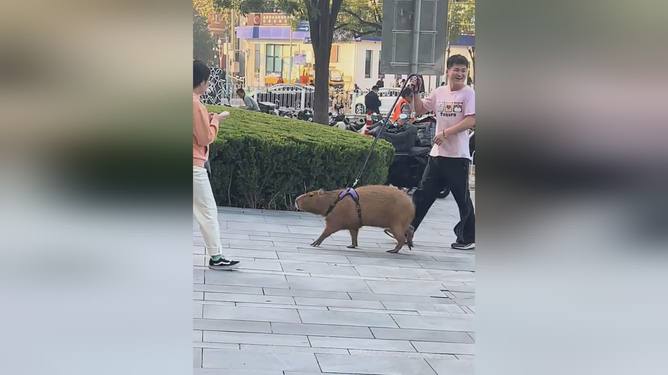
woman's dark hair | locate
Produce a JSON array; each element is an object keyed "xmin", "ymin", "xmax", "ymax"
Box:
[
  {"xmin": 446, "ymin": 54, "xmax": 470, "ymax": 69},
  {"xmin": 193, "ymin": 60, "xmax": 211, "ymax": 88},
  {"xmin": 400, "ymin": 87, "xmax": 413, "ymax": 98}
]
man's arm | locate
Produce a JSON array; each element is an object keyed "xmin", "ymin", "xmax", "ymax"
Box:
[
  {"xmin": 433, "ymin": 115, "xmax": 475, "ymax": 145},
  {"xmin": 444, "ymin": 115, "xmax": 475, "ymax": 136}
]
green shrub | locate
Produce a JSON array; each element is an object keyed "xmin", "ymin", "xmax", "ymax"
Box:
[{"xmin": 206, "ymin": 106, "xmax": 394, "ymax": 210}]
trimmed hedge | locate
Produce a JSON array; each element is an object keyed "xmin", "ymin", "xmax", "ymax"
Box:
[{"xmin": 206, "ymin": 106, "xmax": 394, "ymax": 210}]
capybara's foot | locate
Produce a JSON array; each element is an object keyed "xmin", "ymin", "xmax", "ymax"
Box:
[
  {"xmin": 386, "ymin": 248, "xmax": 400, "ymax": 254},
  {"xmin": 310, "ymin": 241, "xmax": 320, "ymax": 247},
  {"xmin": 405, "ymin": 226, "xmax": 415, "ymax": 248},
  {"xmin": 347, "ymin": 245, "xmax": 357, "ymax": 249}
]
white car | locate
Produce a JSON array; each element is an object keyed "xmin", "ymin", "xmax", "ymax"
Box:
[{"xmin": 353, "ymin": 87, "xmax": 402, "ymax": 115}]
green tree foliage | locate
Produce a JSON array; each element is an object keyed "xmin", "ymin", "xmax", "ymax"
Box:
[{"xmin": 193, "ymin": 8, "xmax": 215, "ymax": 64}]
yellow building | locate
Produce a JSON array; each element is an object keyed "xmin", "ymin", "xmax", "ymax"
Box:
[{"xmin": 235, "ymin": 13, "xmax": 475, "ymax": 91}]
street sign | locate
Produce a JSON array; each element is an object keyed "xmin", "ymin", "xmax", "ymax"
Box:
[
  {"xmin": 296, "ymin": 20, "xmax": 310, "ymax": 32},
  {"xmin": 380, "ymin": 0, "xmax": 448, "ymax": 75}
]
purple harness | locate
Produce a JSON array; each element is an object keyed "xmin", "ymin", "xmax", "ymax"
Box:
[{"xmin": 325, "ymin": 188, "xmax": 363, "ymax": 226}]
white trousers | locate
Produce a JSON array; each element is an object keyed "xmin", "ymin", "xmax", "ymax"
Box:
[{"xmin": 193, "ymin": 166, "xmax": 222, "ymax": 257}]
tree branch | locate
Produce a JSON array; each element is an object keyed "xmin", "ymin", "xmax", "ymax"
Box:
[
  {"xmin": 329, "ymin": 0, "xmax": 344, "ymax": 35},
  {"xmin": 339, "ymin": 8, "xmax": 382, "ymax": 30}
]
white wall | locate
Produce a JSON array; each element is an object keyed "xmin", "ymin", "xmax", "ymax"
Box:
[{"xmin": 353, "ymin": 41, "xmax": 382, "ymax": 90}]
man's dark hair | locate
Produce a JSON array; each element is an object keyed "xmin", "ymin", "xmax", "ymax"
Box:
[
  {"xmin": 400, "ymin": 87, "xmax": 412, "ymax": 98},
  {"xmin": 193, "ymin": 60, "xmax": 210, "ymax": 88},
  {"xmin": 371, "ymin": 85, "xmax": 379, "ymax": 91},
  {"xmin": 236, "ymin": 88, "xmax": 245, "ymax": 95},
  {"xmin": 446, "ymin": 54, "xmax": 470, "ymax": 69}
]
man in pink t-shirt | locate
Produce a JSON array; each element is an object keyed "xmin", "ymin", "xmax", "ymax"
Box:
[{"xmin": 406, "ymin": 55, "xmax": 476, "ymax": 250}]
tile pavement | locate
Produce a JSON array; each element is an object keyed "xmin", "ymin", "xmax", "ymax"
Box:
[{"xmin": 194, "ymin": 195, "xmax": 475, "ymax": 374}]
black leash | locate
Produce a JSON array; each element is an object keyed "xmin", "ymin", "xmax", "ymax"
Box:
[{"xmin": 349, "ymin": 74, "xmax": 423, "ymax": 188}]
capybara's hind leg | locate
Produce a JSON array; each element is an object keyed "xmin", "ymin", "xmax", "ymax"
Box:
[
  {"xmin": 347, "ymin": 228, "xmax": 359, "ymax": 249},
  {"xmin": 386, "ymin": 225, "xmax": 406, "ymax": 253},
  {"xmin": 405, "ymin": 224, "xmax": 414, "ymax": 249},
  {"xmin": 311, "ymin": 225, "xmax": 337, "ymax": 247}
]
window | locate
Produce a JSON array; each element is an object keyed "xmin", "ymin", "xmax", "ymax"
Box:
[
  {"xmin": 255, "ymin": 44, "xmax": 260, "ymax": 73},
  {"xmin": 330, "ymin": 45, "xmax": 339, "ymax": 63},
  {"xmin": 364, "ymin": 50, "xmax": 372, "ymax": 78},
  {"xmin": 266, "ymin": 44, "xmax": 283, "ymax": 74}
]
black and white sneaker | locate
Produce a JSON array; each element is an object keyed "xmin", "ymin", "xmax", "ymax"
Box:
[
  {"xmin": 451, "ymin": 242, "xmax": 475, "ymax": 250},
  {"xmin": 209, "ymin": 257, "xmax": 240, "ymax": 270}
]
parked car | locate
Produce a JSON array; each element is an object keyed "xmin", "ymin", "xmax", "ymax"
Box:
[{"xmin": 353, "ymin": 87, "xmax": 402, "ymax": 115}]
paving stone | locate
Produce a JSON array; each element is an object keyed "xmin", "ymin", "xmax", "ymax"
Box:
[
  {"xmin": 287, "ymin": 275, "xmax": 371, "ymax": 293},
  {"xmin": 203, "ymin": 349, "xmax": 320, "ymax": 372},
  {"xmin": 298, "ymin": 310, "xmax": 397, "ymax": 328},
  {"xmin": 239, "ymin": 344, "xmax": 348, "ymax": 355},
  {"xmin": 271, "ymin": 322, "xmax": 373, "ymax": 338},
  {"xmin": 193, "ymin": 347, "xmax": 202, "ymax": 368},
  {"xmin": 425, "ymin": 358, "xmax": 474, "ymax": 375},
  {"xmin": 370, "ymin": 327, "xmax": 473, "ymax": 343},
  {"xmin": 281, "ymin": 262, "xmax": 359, "ymax": 276},
  {"xmin": 308, "ymin": 336, "xmax": 416, "ymax": 352},
  {"xmin": 348, "ymin": 292, "xmax": 451, "ymax": 303},
  {"xmin": 204, "ymin": 331, "xmax": 310, "ymax": 347},
  {"xmin": 204, "ymin": 271, "xmax": 288, "ymax": 289},
  {"xmin": 193, "ymin": 283, "xmax": 264, "ymax": 294},
  {"xmin": 381, "ymin": 301, "xmax": 467, "ymax": 314},
  {"xmin": 354, "ymin": 265, "xmax": 435, "ymax": 280},
  {"xmin": 316, "ymin": 353, "xmax": 436, "ymax": 375},
  {"xmin": 203, "ymin": 305, "xmax": 301, "ymax": 323},
  {"xmin": 193, "ymin": 301, "xmax": 203, "ymax": 318},
  {"xmin": 365, "ymin": 280, "xmax": 447, "ymax": 296},
  {"xmin": 346, "ymin": 350, "xmax": 457, "ymax": 361},
  {"xmin": 195, "ymin": 368, "xmax": 281, "ymax": 375},
  {"xmin": 194, "ymin": 269, "xmax": 204, "ymax": 284},
  {"xmin": 194, "ymin": 318, "xmax": 271, "ymax": 333},
  {"xmin": 277, "ymin": 252, "xmax": 351, "ymax": 263},
  {"xmin": 412, "ymin": 342, "xmax": 475, "ymax": 355},
  {"xmin": 204, "ymin": 292, "xmax": 294, "ymax": 305},
  {"xmin": 391, "ymin": 314, "xmax": 474, "ymax": 332},
  {"xmin": 294, "ymin": 297, "xmax": 384, "ymax": 309},
  {"xmin": 264, "ymin": 288, "xmax": 351, "ymax": 300}
]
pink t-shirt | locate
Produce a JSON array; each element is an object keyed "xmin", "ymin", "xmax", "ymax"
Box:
[{"xmin": 422, "ymin": 85, "xmax": 475, "ymax": 159}]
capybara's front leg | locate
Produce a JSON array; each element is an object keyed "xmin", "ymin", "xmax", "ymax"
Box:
[
  {"xmin": 386, "ymin": 224, "xmax": 407, "ymax": 253},
  {"xmin": 347, "ymin": 228, "xmax": 359, "ymax": 249},
  {"xmin": 311, "ymin": 224, "xmax": 337, "ymax": 247}
]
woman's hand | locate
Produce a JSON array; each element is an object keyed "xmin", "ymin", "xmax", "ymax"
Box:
[{"xmin": 217, "ymin": 111, "xmax": 230, "ymax": 121}]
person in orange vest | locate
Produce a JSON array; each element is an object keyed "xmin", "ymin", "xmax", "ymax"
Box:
[{"xmin": 390, "ymin": 88, "xmax": 414, "ymax": 123}]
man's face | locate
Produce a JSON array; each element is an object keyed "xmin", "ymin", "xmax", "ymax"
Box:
[{"xmin": 447, "ymin": 64, "xmax": 468, "ymax": 87}]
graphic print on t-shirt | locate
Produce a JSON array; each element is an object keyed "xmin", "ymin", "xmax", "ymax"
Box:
[{"xmin": 438, "ymin": 101, "xmax": 464, "ymax": 118}]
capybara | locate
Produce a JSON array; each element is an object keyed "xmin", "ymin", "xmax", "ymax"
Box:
[{"xmin": 295, "ymin": 185, "xmax": 415, "ymax": 253}]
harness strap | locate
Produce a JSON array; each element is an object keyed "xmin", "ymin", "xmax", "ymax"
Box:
[{"xmin": 324, "ymin": 188, "xmax": 363, "ymax": 227}]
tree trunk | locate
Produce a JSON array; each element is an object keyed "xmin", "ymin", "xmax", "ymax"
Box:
[{"xmin": 305, "ymin": 0, "xmax": 343, "ymax": 125}]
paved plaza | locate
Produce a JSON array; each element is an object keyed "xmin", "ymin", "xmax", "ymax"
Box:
[{"xmin": 193, "ymin": 194, "xmax": 475, "ymax": 375}]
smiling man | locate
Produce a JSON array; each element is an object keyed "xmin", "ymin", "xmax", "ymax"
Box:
[{"xmin": 405, "ymin": 54, "xmax": 476, "ymax": 250}]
